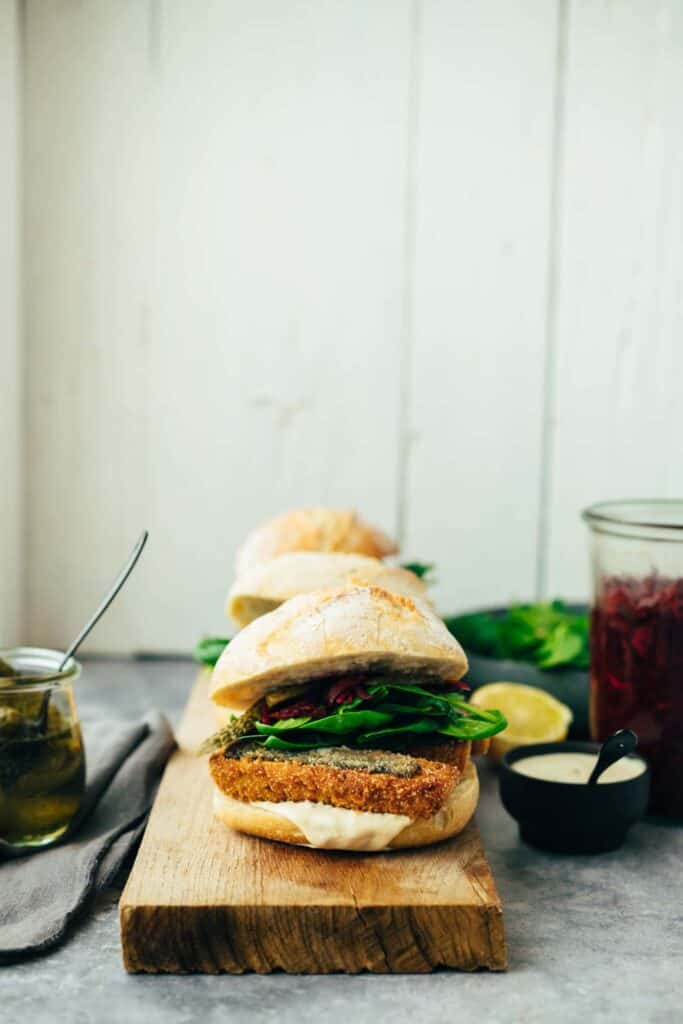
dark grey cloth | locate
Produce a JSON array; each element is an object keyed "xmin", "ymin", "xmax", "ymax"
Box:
[{"xmin": 0, "ymin": 711, "xmax": 175, "ymax": 963}]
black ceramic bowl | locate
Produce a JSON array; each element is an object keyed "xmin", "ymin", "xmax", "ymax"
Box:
[
  {"xmin": 500, "ymin": 741, "xmax": 650, "ymax": 854},
  {"xmin": 450, "ymin": 605, "xmax": 590, "ymax": 737}
]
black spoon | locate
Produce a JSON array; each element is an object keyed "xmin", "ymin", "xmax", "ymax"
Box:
[{"xmin": 588, "ymin": 729, "xmax": 639, "ymax": 785}]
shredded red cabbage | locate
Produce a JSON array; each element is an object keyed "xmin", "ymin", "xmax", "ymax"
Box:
[
  {"xmin": 259, "ymin": 701, "xmax": 327, "ymax": 724},
  {"xmin": 445, "ymin": 679, "xmax": 471, "ymax": 694},
  {"xmin": 326, "ymin": 678, "xmax": 370, "ymax": 705},
  {"xmin": 591, "ymin": 574, "xmax": 683, "ymax": 815}
]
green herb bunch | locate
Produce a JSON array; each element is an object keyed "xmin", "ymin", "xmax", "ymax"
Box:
[{"xmin": 444, "ymin": 600, "xmax": 589, "ymax": 671}]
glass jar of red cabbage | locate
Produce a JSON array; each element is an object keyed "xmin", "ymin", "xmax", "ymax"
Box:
[{"xmin": 583, "ymin": 501, "xmax": 683, "ymax": 817}]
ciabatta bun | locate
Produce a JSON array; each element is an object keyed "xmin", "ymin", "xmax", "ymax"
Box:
[
  {"xmin": 210, "ymin": 585, "xmax": 468, "ymax": 710},
  {"xmin": 235, "ymin": 506, "xmax": 397, "ymax": 576},
  {"xmin": 227, "ymin": 552, "xmax": 429, "ymax": 627}
]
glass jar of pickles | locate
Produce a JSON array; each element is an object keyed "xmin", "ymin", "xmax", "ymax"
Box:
[{"xmin": 0, "ymin": 647, "xmax": 86, "ymax": 850}]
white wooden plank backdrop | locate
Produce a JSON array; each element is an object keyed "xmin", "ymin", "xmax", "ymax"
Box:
[
  {"xmin": 4, "ymin": 0, "xmax": 683, "ymax": 652},
  {"xmin": 402, "ymin": 0, "xmax": 558, "ymax": 614},
  {"xmin": 545, "ymin": 0, "xmax": 683, "ymax": 597},
  {"xmin": 23, "ymin": 0, "xmax": 158, "ymax": 651},
  {"xmin": 0, "ymin": 0, "xmax": 22, "ymax": 645}
]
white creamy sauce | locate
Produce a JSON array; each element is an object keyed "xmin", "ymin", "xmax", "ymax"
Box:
[
  {"xmin": 512, "ymin": 752, "xmax": 646, "ymax": 785},
  {"xmin": 252, "ymin": 800, "xmax": 412, "ymax": 851}
]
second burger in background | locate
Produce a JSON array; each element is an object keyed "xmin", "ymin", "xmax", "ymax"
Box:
[
  {"xmin": 234, "ymin": 506, "xmax": 398, "ymax": 576},
  {"xmin": 227, "ymin": 551, "xmax": 430, "ymax": 628}
]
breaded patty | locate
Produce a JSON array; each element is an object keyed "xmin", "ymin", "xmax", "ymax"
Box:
[
  {"xmin": 403, "ymin": 738, "xmax": 471, "ymax": 770},
  {"xmin": 209, "ymin": 749, "xmax": 460, "ymax": 819},
  {"xmin": 401, "ymin": 737, "xmax": 489, "ymax": 766}
]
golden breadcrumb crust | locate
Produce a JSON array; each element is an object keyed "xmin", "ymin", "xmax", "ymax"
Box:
[
  {"xmin": 212, "ymin": 762, "xmax": 479, "ymax": 851},
  {"xmin": 472, "ymin": 737, "xmax": 491, "ymax": 757},
  {"xmin": 209, "ymin": 750, "xmax": 460, "ymax": 820},
  {"xmin": 403, "ymin": 737, "xmax": 489, "ymax": 764},
  {"xmin": 403, "ymin": 738, "xmax": 471, "ymax": 770}
]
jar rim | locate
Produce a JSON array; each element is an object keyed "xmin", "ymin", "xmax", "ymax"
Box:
[
  {"xmin": 0, "ymin": 646, "xmax": 81, "ymax": 692},
  {"xmin": 582, "ymin": 499, "xmax": 683, "ymax": 541}
]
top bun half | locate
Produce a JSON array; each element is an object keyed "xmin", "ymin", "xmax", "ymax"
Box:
[
  {"xmin": 235, "ymin": 506, "xmax": 398, "ymax": 576},
  {"xmin": 210, "ymin": 584, "xmax": 467, "ymax": 709},
  {"xmin": 227, "ymin": 551, "xmax": 429, "ymax": 627}
]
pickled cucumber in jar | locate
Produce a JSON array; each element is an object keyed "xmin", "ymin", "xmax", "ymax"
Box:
[{"xmin": 0, "ymin": 688, "xmax": 85, "ymax": 848}]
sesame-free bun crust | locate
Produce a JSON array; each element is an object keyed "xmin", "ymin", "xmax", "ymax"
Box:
[
  {"xmin": 210, "ymin": 585, "xmax": 468, "ymax": 709},
  {"xmin": 227, "ymin": 552, "xmax": 429, "ymax": 627},
  {"xmin": 235, "ymin": 507, "xmax": 397, "ymax": 577},
  {"xmin": 212, "ymin": 761, "xmax": 479, "ymax": 851}
]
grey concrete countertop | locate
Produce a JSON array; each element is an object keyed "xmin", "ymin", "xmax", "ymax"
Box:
[{"xmin": 3, "ymin": 658, "xmax": 682, "ymax": 1024}]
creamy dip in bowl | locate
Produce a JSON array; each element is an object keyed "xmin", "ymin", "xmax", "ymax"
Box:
[
  {"xmin": 512, "ymin": 751, "xmax": 646, "ymax": 785},
  {"xmin": 500, "ymin": 741, "xmax": 650, "ymax": 854}
]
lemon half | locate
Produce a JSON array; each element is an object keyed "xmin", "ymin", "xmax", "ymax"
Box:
[{"xmin": 470, "ymin": 682, "xmax": 573, "ymax": 763}]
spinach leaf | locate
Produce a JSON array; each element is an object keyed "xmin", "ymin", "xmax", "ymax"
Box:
[
  {"xmin": 260, "ymin": 734, "xmax": 342, "ymax": 751},
  {"xmin": 368, "ymin": 681, "xmax": 452, "ymax": 714},
  {"xmin": 357, "ymin": 718, "xmax": 438, "ymax": 743},
  {"xmin": 438, "ymin": 710, "xmax": 507, "ymax": 740},
  {"xmin": 193, "ymin": 636, "xmax": 230, "ymax": 667},
  {"xmin": 255, "ymin": 710, "xmax": 393, "ymax": 736},
  {"xmin": 400, "ymin": 562, "xmax": 436, "ymax": 583},
  {"xmin": 376, "ymin": 702, "xmax": 447, "ymax": 717},
  {"xmin": 254, "ymin": 717, "xmax": 313, "ymax": 733},
  {"xmin": 260, "ymin": 737, "xmax": 348, "ymax": 753}
]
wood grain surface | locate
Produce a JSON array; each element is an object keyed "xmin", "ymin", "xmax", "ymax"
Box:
[{"xmin": 120, "ymin": 672, "xmax": 506, "ymax": 974}]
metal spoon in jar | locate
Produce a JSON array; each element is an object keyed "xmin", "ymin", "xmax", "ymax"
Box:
[
  {"xmin": 58, "ymin": 530, "xmax": 149, "ymax": 672},
  {"xmin": 37, "ymin": 530, "xmax": 149, "ymax": 731},
  {"xmin": 588, "ymin": 729, "xmax": 639, "ymax": 785}
]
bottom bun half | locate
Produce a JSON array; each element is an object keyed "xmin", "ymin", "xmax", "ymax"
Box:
[{"xmin": 212, "ymin": 760, "xmax": 479, "ymax": 851}]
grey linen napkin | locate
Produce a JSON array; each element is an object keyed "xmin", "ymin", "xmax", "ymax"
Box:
[{"xmin": 0, "ymin": 710, "xmax": 175, "ymax": 963}]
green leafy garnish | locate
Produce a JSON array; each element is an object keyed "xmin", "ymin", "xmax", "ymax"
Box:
[
  {"xmin": 367, "ymin": 681, "xmax": 452, "ymax": 715},
  {"xmin": 202, "ymin": 678, "xmax": 508, "ymax": 755},
  {"xmin": 255, "ymin": 710, "xmax": 394, "ymax": 736},
  {"xmin": 400, "ymin": 561, "xmax": 436, "ymax": 583},
  {"xmin": 444, "ymin": 601, "xmax": 589, "ymax": 670},
  {"xmin": 253, "ymin": 717, "xmax": 313, "ymax": 733},
  {"xmin": 194, "ymin": 636, "xmax": 230, "ymax": 667},
  {"xmin": 260, "ymin": 734, "xmax": 342, "ymax": 751},
  {"xmin": 357, "ymin": 718, "xmax": 438, "ymax": 743},
  {"xmin": 438, "ymin": 714, "xmax": 507, "ymax": 739}
]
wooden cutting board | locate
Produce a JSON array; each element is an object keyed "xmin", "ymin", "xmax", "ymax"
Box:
[{"xmin": 120, "ymin": 672, "xmax": 507, "ymax": 974}]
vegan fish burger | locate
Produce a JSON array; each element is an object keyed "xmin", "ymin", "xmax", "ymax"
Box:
[
  {"xmin": 202, "ymin": 585, "xmax": 507, "ymax": 851},
  {"xmin": 234, "ymin": 506, "xmax": 398, "ymax": 576},
  {"xmin": 227, "ymin": 551, "xmax": 430, "ymax": 628}
]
